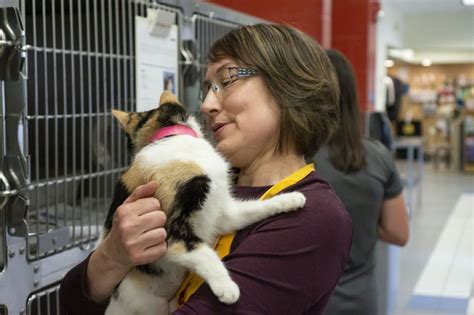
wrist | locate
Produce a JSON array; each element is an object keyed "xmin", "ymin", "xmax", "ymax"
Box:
[
  {"xmin": 86, "ymin": 245, "xmax": 130, "ymax": 302},
  {"xmin": 95, "ymin": 242, "xmax": 130, "ymax": 276}
]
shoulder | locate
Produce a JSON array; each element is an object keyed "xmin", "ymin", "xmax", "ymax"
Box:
[
  {"xmin": 363, "ymin": 138, "xmax": 389, "ymax": 156},
  {"xmin": 295, "ymin": 172, "xmax": 352, "ymax": 242},
  {"xmin": 363, "ymin": 138, "xmax": 395, "ymax": 167}
]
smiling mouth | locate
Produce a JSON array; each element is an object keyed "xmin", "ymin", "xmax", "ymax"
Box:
[{"xmin": 212, "ymin": 123, "xmax": 226, "ymax": 132}]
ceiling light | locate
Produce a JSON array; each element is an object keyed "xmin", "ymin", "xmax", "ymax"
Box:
[
  {"xmin": 384, "ymin": 59, "xmax": 394, "ymax": 67},
  {"xmin": 462, "ymin": 0, "xmax": 474, "ymax": 6},
  {"xmin": 421, "ymin": 59, "xmax": 432, "ymax": 67},
  {"xmin": 388, "ymin": 49, "xmax": 414, "ymax": 62}
]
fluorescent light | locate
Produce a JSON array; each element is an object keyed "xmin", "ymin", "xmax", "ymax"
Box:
[
  {"xmin": 462, "ymin": 0, "xmax": 474, "ymax": 6},
  {"xmin": 385, "ymin": 59, "xmax": 394, "ymax": 67},
  {"xmin": 388, "ymin": 49, "xmax": 415, "ymax": 62},
  {"xmin": 421, "ymin": 59, "xmax": 432, "ymax": 67}
]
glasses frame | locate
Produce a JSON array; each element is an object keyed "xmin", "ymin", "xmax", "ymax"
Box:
[{"xmin": 199, "ymin": 66, "xmax": 259, "ymax": 104}]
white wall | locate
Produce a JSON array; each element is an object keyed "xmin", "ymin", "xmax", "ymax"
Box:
[
  {"xmin": 403, "ymin": 11, "xmax": 474, "ymax": 50},
  {"xmin": 390, "ymin": 49, "xmax": 474, "ymax": 64}
]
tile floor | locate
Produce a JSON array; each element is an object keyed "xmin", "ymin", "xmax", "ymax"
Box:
[{"xmin": 392, "ymin": 161, "xmax": 473, "ymax": 315}]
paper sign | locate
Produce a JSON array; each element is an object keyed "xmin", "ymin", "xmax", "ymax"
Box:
[{"xmin": 135, "ymin": 12, "xmax": 178, "ymax": 112}]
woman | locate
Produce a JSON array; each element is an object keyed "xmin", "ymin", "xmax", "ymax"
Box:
[
  {"xmin": 314, "ymin": 49, "xmax": 409, "ymax": 315},
  {"xmin": 59, "ymin": 24, "xmax": 352, "ymax": 314}
]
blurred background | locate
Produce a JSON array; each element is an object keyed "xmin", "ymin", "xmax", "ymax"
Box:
[{"xmin": 0, "ymin": 0, "xmax": 472, "ymax": 314}]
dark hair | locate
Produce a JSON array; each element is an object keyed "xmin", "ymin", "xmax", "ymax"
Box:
[
  {"xmin": 208, "ymin": 24, "xmax": 339, "ymax": 158},
  {"xmin": 325, "ymin": 49, "xmax": 366, "ymax": 173}
]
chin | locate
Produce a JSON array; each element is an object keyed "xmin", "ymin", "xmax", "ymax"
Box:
[
  {"xmin": 216, "ymin": 141, "xmax": 245, "ymax": 167},
  {"xmin": 225, "ymin": 153, "xmax": 248, "ymax": 170},
  {"xmin": 216, "ymin": 141, "xmax": 229, "ymax": 155},
  {"xmin": 217, "ymin": 146, "xmax": 236, "ymax": 164}
]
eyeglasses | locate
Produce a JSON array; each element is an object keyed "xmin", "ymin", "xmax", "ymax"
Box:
[{"xmin": 199, "ymin": 66, "xmax": 259, "ymax": 104}]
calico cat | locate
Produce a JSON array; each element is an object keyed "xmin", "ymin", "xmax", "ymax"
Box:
[{"xmin": 101, "ymin": 91, "xmax": 306, "ymax": 315}]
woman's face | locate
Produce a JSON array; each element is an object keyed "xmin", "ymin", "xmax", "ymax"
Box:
[{"xmin": 200, "ymin": 58, "xmax": 281, "ymax": 168}]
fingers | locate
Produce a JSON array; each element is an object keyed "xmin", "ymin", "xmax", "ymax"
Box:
[
  {"xmin": 116, "ymin": 196, "xmax": 161, "ymax": 219},
  {"xmin": 141, "ymin": 227, "xmax": 168, "ymax": 249},
  {"xmin": 138, "ymin": 210, "xmax": 167, "ymax": 232},
  {"xmin": 124, "ymin": 229, "xmax": 167, "ymax": 266},
  {"xmin": 124, "ymin": 181, "xmax": 158, "ymax": 204},
  {"xmin": 140, "ymin": 242, "xmax": 168, "ymax": 265},
  {"xmin": 106, "ymin": 181, "xmax": 169, "ymax": 267},
  {"xmin": 110, "ymin": 199, "xmax": 167, "ymax": 265}
]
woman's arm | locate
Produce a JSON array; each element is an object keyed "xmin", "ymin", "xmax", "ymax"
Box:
[
  {"xmin": 59, "ymin": 181, "xmax": 168, "ymax": 314},
  {"xmin": 377, "ymin": 193, "xmax": 409, "ymax": 246}
]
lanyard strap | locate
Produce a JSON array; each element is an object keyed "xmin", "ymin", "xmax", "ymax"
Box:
[{"xmin": 176, "ymin": 164, "xmax": 315, "ymax": 305}]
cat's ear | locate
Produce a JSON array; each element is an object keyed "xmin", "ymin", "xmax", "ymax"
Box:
[
  {"xmin": 112, "ymin": 109, "xmax": 132, "ymax": 132},
  {"xmin": 160, "ymin": 90, "xmax": 180, "ymax": 106}
]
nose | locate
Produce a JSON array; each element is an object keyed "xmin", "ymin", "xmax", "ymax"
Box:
[{"xmin": 200, "ymin": 89, "xmax": 222, "ymax": 117}]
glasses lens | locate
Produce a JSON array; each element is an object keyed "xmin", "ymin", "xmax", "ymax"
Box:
[
  {"xmin": 199, "ymin": 82, "xmax": 211, "ymax": 103},
  {"xmin": 199, "ymin": 67, "xmax": 257, "ymax": 103},
  {"xmin": 221, "ymin": 67, "xmax": 238, "ymax": 87}
]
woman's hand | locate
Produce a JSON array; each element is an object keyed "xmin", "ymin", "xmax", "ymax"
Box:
[
  {"xmin": 101, "ymin": 181, "xmax": 168, "ymax": 270},
  {"xmin": 87, "ymin": 181, "xmax": 168, "ymax": 302}
]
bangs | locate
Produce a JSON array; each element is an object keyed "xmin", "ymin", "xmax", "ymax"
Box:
[{"xmin": 207, "ymin": 27, "xmax": 253, "ymax": 67}]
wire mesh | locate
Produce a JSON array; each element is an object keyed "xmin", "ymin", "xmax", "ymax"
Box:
[
  {"xmin": 21, "ymin": 0, "xmax": 181, "ymax": 260},
  {"xmin": 193, "ymin": 14, "xmax": 240, "ymax": 71},
  {"xmin": 188, "ymin": 14, "xmax": 239, "ymax": 118}
]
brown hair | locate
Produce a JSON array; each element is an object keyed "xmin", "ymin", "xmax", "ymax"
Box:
[
  {"xmin": 208, "ymin": 24, "xmax": 339, "ymax": 157},
  {"xmin": 325, "ymin": 49, "xmax": 366, "ymax": 173}
]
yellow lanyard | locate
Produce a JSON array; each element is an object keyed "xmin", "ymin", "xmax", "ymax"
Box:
[{"xmin": 176, "ymin": 164, "xmax": 315, "ymax": 306}]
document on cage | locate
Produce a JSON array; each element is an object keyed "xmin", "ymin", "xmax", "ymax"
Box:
[{"xmin": 135, "ymin": 13, "xmax": 178, "ymax": 112}]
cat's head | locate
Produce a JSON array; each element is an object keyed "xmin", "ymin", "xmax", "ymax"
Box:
[{"xmin": 112, "ymin": 91, "xmax": 203, "ymax": 152}]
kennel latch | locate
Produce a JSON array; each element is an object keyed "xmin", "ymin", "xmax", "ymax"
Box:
[{"xmin": 0, "ymin": 5, "xmax": 26, "ymax": 81}]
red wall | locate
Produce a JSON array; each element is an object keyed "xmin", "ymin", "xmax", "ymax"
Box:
[
  {"xmin": 331, "ymin": 0, "xmax": 379, "ymax": 111},
  {"xmin": 206, "ymin": 0, "xmax": 328, "ymax": 44}
]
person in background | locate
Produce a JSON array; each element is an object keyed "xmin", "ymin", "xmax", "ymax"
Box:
[
  {"xmin": 313, "ymin": 49, "xmax": 409, "ymax": 315},
  {"xmin": 59, "ymin": 24, "xmax": 352, "ymax": 314}
]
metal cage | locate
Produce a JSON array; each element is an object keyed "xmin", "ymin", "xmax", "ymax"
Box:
[
  {"xmin": 22, "ymin": 0, "xmax": 184, "ymax": 262},
  {"xmin": 0, "ymin": 0, "xmax": 264, "ymax": 313},
  {"xmin": 26, "ymin": 284, "xmax": 61, "ymax": 315}
]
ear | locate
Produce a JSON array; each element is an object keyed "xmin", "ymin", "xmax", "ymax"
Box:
[
  {"xmin": 160, "ymin": 90, "xmax": 180, "ymax": 106},
  {"xmin": 112, "ymin": 109, "xmax": 129, "ymax": 129}
]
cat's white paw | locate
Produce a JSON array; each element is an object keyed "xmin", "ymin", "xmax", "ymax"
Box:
[
  {"xmin": 274, "ymin": 192, "xmax": 306, "ymax": 212},
  {"xmin": 209, "ymin": 278, "xmax": 240, "ymax": 304}
]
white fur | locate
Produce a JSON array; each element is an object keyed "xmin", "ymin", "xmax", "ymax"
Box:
[{"xmin": 103, "ymin": 117, "xmax": 306, "ymax": 315}]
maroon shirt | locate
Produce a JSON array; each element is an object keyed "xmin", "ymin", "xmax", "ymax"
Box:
[{"xmin": 59, "ymin": 172, "xmax": 352, "ymax": 314}]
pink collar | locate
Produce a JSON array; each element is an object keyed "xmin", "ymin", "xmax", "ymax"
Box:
[{"xmin": 149, "ymin": 125, "xmax": 198, "ymax": 143}]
